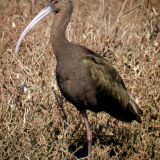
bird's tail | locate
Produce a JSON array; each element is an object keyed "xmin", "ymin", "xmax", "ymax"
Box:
[{"xmin": 127, "ymin": 97, "xmax": 143, "ymax": 123}]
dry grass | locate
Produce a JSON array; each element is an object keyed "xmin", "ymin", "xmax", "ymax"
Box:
[{"xmin": 0, "ymin": 0, "xmax": 160, "ymax": 159}]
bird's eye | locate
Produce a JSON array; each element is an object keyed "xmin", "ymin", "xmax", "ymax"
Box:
[{"xmin": 50, "ymin": 0, "xmax": 58, "ymax": 4}]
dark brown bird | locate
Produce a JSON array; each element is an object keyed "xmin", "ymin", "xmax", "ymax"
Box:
[{"xmin": 16, "ymin": 0, "xmax": 142, "ymax": 156}]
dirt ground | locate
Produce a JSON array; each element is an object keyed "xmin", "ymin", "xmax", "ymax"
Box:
[{"xmin": 0, "ymin": 0, "xmax": 160, "ymax": 159}]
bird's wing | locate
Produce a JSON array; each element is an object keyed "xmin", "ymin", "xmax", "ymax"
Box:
[{"xmin": 82, "ymin": 54, "xmax": 130, "ymax": 108}]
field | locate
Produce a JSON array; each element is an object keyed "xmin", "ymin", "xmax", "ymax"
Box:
[{"xmin": 0, "ymin": 0, "xmax": 160, "ymax": 159}]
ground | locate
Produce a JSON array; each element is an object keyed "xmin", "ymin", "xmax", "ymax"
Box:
[{"xmin": 0, "ymin": 0, "xmax": 160, "ymax": 159}]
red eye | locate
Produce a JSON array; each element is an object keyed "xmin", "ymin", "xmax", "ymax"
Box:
[
  {"xmin": 50, "ymin": 0, "xmax": 58, "ymax": 4},
  {"xmin": 54, "ymin": 0, "xmax": 58, "ymax": 3}
]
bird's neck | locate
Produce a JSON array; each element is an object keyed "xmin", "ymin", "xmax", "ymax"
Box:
[{"xmin": 51, "ymin": 2, "xmax": 73, "ymax": 61}]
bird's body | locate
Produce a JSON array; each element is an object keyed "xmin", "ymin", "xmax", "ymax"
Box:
[
  {"xmin": 55, "ymin": 43, "xmax": 142, "ymax": 123},
  {"xmin": 50, "ymin": 0, "xmax": 142, "ymax": 123},
  {"xmin": 16, "ymin": 0, "xmax": 142, "ymax": 156}
]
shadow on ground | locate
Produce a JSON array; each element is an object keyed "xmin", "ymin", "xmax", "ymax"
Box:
[{"xmin": 68, "ymin": 123, "xmax": 136, "ymax": 159}]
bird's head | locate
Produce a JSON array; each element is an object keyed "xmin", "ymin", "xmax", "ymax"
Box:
[
  {"xmin": 49, "ymin": 0, "xmax": 73, "ymax": 17},
  {"xmin": 50, "ymin": 0, "xmax": 72, "ymax": 13},
  {"xmin": 15, "ymin": 0, "xmax": 73, "ymax": 53}
]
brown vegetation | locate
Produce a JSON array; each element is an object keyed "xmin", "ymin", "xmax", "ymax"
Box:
[{"xmin": 0, "ymin": 0, "xmax": 160, "ymax": 159}]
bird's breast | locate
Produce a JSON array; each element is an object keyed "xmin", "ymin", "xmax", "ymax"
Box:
[{"xmin": 56, "ymin": 65, "xmax": 97, "ymax": 110}]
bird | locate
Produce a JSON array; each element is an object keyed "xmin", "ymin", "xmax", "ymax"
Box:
[{"xmin": 16, "ymin": 0, "xmax": 142, "ymax": 156}]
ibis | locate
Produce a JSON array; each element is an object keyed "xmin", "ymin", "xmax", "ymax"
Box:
[{"xmin": 16, "ymin": 0, "xmax": 142, "ymax": 156}]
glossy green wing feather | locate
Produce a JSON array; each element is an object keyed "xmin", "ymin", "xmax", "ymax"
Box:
[{"xmin": 82, "ymin": 55, "xmax": 130, "ymax": 108}]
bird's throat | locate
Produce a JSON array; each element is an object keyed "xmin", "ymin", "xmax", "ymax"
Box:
[{"xmin": 51, "ymin": 3, "xmax": 73, "ymax": 59}]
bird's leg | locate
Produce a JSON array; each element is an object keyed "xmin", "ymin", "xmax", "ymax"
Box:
[{"xmin": 82, "ymin": 111, "xmax": 92, "ymax": 156}]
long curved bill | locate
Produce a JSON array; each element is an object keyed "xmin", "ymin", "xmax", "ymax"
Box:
[{"xmin": 15, "ymin": 6, "xmax": 54, "ymax": 54}]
